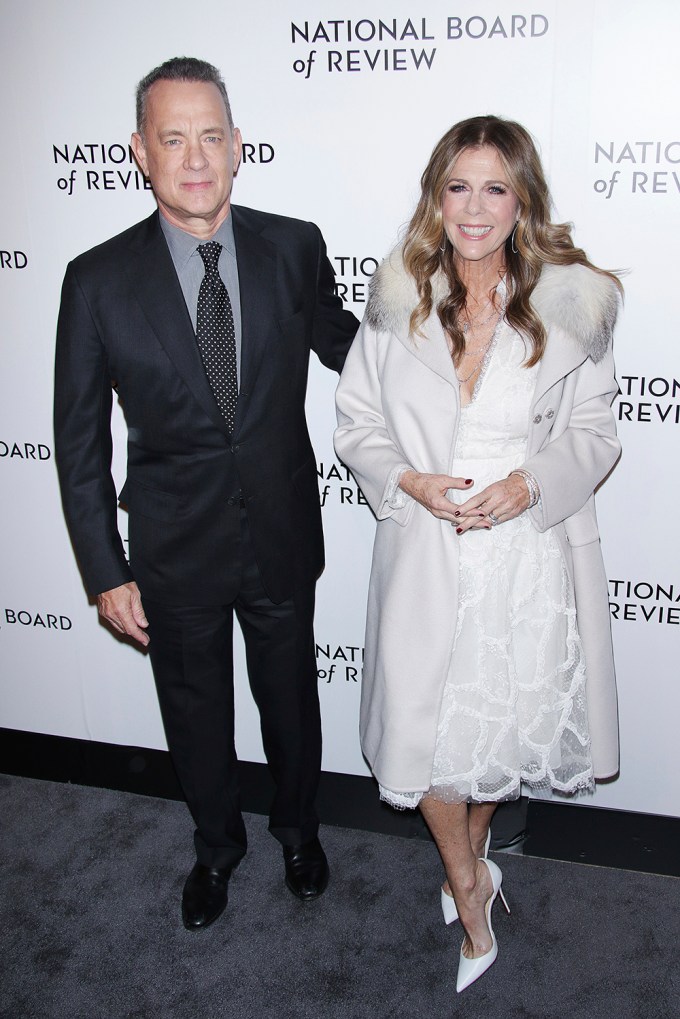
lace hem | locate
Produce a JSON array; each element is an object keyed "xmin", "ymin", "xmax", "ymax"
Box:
[{"xmin": 379, "ymin": 769, "xmax": 595, "ymax": 811}]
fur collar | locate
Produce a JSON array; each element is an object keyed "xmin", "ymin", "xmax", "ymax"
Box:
[{"xmin": 366, "ymin": 248, "xmax": 619, "ymax": 363}]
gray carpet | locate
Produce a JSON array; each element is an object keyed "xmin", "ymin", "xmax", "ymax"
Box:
[{"xmin": 1, "ymin": 774, "xmax": 678, "ymax": 1019}]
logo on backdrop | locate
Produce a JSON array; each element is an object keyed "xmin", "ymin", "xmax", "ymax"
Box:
[
  {"xmin": 53, "ymin": 144, "xmax": 150, "ymax": 195},
  {"xmin": 316, "ymin": 640, "xmax": 364, "ymax": 683},
  {"xmin": 0, "ymin": 250, "xmax": 28, "ymax": 269},
  {"xmin": 52, "ymin": 141, "xmax": 274, "ymax": 196},
  {"xmin": 593, "ymin": 140, "xmax": 680, "ymax": 198},
  {"xmin": 609, "ymin": 580, "xmax": 680, "ymax": 626},
  {"xmin": 615, "ymin": 376, "xmax": 680, "ymax": 426},
  {"xmin": 0, "ymin": 441, "xmax": 51, "ymax": 461},
  {"xmin": 2, "ymin": 609, "xmax": 73, "ymax": 632},
  {"xmin": 318, "ymin": 460, "xmax": 369, "ymax": 508},
  {"xmin": 290, "ymin": 13, "xmax": 549, "ymax": 77},
  {"xmin": 332, "ymin": 255, "xmax": 378, "ymax": 305},
  {"xmin": 241, "ymin": 143, "xmax": 275, "ymax": 165}
]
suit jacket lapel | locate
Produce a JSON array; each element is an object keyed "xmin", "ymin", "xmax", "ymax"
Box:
[
  {"xmin": 231, "ymin": 207, "xmax": 277, "ymax": 432},
  {"xmin": 126, "ymin": 213, "xmax": 229, "ymax": 434}
]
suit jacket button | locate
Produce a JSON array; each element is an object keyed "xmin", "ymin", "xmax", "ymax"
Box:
[
  {"xmin": 545, "ymin": 408, "xmax": 554, "ymax": 419},
  {"xmin": 227, "ymin": 497, "xmax": 236, "ymax": 506},
  {"xmin": 533, "ymin": 413, "xmax": 542, "ymax": 424}
]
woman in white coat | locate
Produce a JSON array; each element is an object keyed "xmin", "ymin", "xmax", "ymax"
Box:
[{"xmin": 334, "ymin": 116, "xmax": 621, "ymax": 992}]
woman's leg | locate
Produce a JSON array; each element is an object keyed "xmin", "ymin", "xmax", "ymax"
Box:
[
  {"xmin": 469, "ymin": 802, "xmax": 497, "ymax": 857},
  {"xmin": 419, "ymin": 797, "xmax": 495, "ymax": 958},
  {"xmin": 437, "ymin": 802, "xmax": 497, "ymax": 891}
]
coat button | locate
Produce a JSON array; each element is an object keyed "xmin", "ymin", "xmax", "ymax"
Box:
[
  {"xmin": 533, "ymin": 413, "xmax": 542, "ymax": 424},
  {"xmin": 227, "ymin": 497, "xmax": 236, "ymax": 506},
  {"xmin": 545, "ymin": 408, "xmax": 554, "ymax": 419}
]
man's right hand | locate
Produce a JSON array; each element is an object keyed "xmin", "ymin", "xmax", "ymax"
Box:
[{"xmin": 97, "ymin": 581, "xmax": 150, "ymax": 647}]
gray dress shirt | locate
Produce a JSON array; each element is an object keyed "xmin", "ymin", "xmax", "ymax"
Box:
[{"xmin": 159, "ymin": 212, "xmax": 243, "ymax": 383}]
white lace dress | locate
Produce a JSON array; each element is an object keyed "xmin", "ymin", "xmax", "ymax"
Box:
[{"xmin": 380, "ymin": 321, "xmax": 594, "ymax": 808}]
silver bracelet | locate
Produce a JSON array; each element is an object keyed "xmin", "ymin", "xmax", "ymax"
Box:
[{"xmin": 510, "ymin": 469, "xmax": 540, "ymax": 508}]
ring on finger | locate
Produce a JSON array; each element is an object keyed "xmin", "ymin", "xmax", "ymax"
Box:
[{"xmin": 488, "ymin": 511, "xmax": 500, "ymax": 526}]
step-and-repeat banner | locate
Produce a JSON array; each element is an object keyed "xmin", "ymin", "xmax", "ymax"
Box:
[{"xmin": 1, "ymin": 1, "xmax": 678, "ymax": 817}]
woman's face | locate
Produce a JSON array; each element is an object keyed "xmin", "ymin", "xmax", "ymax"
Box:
[{"xmin": 441, "ymin": 145, "xmax": 520, "ymax": 273}]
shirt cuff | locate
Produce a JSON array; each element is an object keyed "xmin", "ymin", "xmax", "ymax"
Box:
[{"xmin": 385, "ymin": 464, "xmax": 414, "ymax": 509}]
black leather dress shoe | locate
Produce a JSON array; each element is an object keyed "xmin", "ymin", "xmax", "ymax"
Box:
[
  {"xmin": 282, "ymin": 836, "xmax": 329, "ymax": 900},
  {"xmin": 181, "ymin": 862, "xmax": 231, "ymax": 930}
]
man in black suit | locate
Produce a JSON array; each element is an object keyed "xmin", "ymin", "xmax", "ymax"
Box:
[{"xmin": 54, "ymin": 57, "xmax": 358, "ymax": 929}]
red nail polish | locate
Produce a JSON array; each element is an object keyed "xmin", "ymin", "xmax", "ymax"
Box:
[
  {"xmin": 465, "ymin": 479, "xmax": 473, "ymax": 485},
  {"xmin": 456, "ymin": 527, "xmax": 463, "ymax": 534},
  {"xmin": 454, "ymin": 511, "xmax": 460, "ymax": 517}
]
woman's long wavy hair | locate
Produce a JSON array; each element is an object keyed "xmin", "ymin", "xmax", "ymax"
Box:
[{"xmin": 403, "ymin": 116, "xmax": 622, "ymax": 366}]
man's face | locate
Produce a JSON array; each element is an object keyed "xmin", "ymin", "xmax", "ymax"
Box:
[{"xmin": 131, "ymin": 79, "xmax": 242, "ymax": 238}]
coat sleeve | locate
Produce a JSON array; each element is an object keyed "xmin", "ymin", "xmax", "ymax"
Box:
[
  {"xmin": 54, "ymin": 262, "xmax": 133, "ymax": 596},
  {"xmin": 522, "ymin": 341, "xmax": 621, "ymax": 532},
  {"xmin": 309, "ymin": 224, "xmax": 360, "ymax": 373},
  {"xmin": 334, "ymin": 319, "xmax": 416, "ymax": 525}
]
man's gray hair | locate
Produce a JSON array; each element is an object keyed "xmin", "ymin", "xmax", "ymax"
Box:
[{"xmin": 136, "ymin": 56, "xmax": 234, "ymax": 136}]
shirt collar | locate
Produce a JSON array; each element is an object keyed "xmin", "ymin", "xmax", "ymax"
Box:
[{"xmin": 159, "ymin": 210, "xmax": 236, "ymax": 270}]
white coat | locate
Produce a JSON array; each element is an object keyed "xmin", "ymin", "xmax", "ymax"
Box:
[{"xmin": 334, "ymin": 254, "xmax": 621, "ymax": 792}]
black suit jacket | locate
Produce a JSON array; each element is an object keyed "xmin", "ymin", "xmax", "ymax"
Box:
[{"xmin": 54, "ymin": 206, "xmax": 358, "ymax": 605}]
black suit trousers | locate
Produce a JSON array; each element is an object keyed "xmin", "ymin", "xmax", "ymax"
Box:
[{"xmin": 143, "ymin": 509, "xmax": 321, "ymax": 869}]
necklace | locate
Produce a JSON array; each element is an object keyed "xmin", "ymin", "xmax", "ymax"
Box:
[
  {"xmin": 466, "ymin": 294, "xmax": 493, "ymax": 313},
  {"xmin": 461, "ymin": 340, "xmax": 494, "ymax": 357},
  {"xmin": 455, "ymin": 308, "xmax": 502, "ymax": 383},
  {"xmin": 462, "ymin": 305, "xmax": 498, "ymax": 334},
  {"xmin": 459, "ymin": 306, "xmax": 500, "ymax": 361},
  {"xmin": 455, "ymin": 341, "xmax": 493, "ymax": 383}
]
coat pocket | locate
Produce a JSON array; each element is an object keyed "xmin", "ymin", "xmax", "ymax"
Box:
[{"xmin": 118, "ymin": 478, "xmax": 183, "ymax": 522}]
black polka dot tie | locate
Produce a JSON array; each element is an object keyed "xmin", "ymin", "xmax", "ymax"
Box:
[{"xmin": 196, "ymin": 241, "xmax": 238, "ymax": 433}]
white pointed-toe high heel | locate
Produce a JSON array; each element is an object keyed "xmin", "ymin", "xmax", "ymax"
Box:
[
  {"xmin": 440, "ymin": 830, "xmax": 492, "ymax": 925},
  {"xmin": 455, "ymin": 858, "xmax": 510, "ymax": 994}
]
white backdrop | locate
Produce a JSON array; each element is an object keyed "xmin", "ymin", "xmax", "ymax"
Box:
[{"xmin": 1, "ymin": 0, "xmax": 678, "ymax": 817}]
